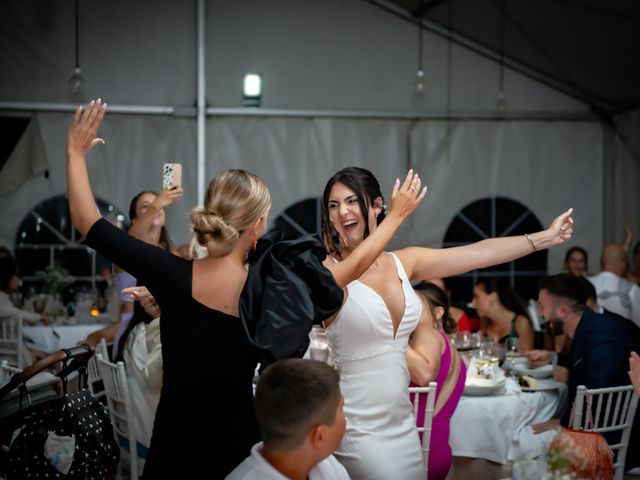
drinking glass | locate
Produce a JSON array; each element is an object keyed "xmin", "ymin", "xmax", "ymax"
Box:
[
  {"xmin": 10, "ymin": 291, "xmax": 23, "ymax": 308},
  {"xmin": 309, "ymin": 326, "xmax": 330, "ymax": 362},
  {"xmin": 455, "ymin": 331, "xmax": 471, "ymax": 351},
  {"xmin": 505, "ymin": 337, "xmax": 519, "ymax": 355},
  {"xmin": 33, "ymin": 295, "xmax": 46, "ymax": 314}
]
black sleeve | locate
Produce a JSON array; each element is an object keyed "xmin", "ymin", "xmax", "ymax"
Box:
[{"xmin": 85, "ymin": 218, "xmax": 190, "ymax": 301}]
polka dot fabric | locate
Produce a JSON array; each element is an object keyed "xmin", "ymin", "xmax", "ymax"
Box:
[{"xmin": 6, "ymin": 389, "xmax": 119, "ymax": 479}]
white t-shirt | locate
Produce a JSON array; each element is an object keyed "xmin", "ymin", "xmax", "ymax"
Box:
[
  {"xmin": 589, "ymin": 271, "xmax": 640, "ymax": 327},
  {"xmin": 226, "ymin": 442, "xmax": 350, "ymax": 480}
]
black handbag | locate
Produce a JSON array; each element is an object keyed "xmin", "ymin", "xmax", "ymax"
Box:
[{"xmin": 0, "ymin": 345, "xmax": 119, "ymax": 479}]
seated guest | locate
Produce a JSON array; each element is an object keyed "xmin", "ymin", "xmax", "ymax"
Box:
[
  {"xmin": 473, "ymin": 277, "xmax": 534, "ymax": 353},
  {"xmin": 527, "ymin": 273, "xmax": 640, "ymax": 471},
  {"xmin": 408, "ymin": 282, "xmax": 466, "ymax": 480},
  {"xmin": 427, "ymin": 277, "xmax": 479, "ymax": 332},
  {"xmin": 588, "ymin": 243, "xmax": 640, "ymax": 327},
  {"xmin": 563, "ymin": 246, "xmax": 589, "ymax": 277},
  {"xmin": 227, "ymin": 358, "xmax": 349, "ymax": 480},
  {"xmin": 120, "ymin": 286, "xmax": 163, "ymax": 459},
  {"xmin": 0, "ymin": 254, "xmax": 49, "ymax": 326}
]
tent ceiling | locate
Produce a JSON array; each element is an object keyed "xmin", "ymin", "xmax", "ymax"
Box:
[{"xmin": 375, "ymin": 0, "xmax": 640, "ymax": 114}]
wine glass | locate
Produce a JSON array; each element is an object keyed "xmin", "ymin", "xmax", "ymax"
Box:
[
  {"xmin": 505, "ymin": 337, "xmax": 519, "ymax": 358},
  {"xmin": 455, "ymin": 331, "xmax": 471, "ymax": 351},
  {"xmin": 33, "ymin": 295, "xmax": 46, "ymax": 314}
]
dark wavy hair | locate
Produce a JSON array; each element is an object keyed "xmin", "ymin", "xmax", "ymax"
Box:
[
  {"xmin": 128, "ymin": 191, "xmax": 173, "ymax": 251},
  {"xmin": 114, "ymin": 191, "xmax": 174, "ymax": 362},
  {"xmin": 563, "ymin": 246, "xmax": 588, "ymax": 275},
  {"xmin": 414, "ymin": 282, "xmax": 457, "ymax": 334},
  {"xmin": 321, "ymin": 167, "xmax": 386, "ymax": 259},
  {"xmin": 475, "ymin": 277, "xmax": 529, "ymax": 318}
]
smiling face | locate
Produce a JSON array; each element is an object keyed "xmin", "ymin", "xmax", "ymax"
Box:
[
  {"xmin": 566, "ymin": 250, "xmax": 587, "ymax": 276},
  {"xmin": 327, "ymin": 182, "xmax": 379, "ymax": 249}
]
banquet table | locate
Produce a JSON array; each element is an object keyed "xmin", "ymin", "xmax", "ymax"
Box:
[
  {"xmin": 23, "ymin": 323, "xmax": 105, "ymax": 353},
  {"xmin": 450, "ymin": 379, "xmax": 562, "ymax": 465}
]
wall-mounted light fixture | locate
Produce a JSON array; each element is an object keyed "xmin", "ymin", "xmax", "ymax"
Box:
[{"xmin": 243, "ymin": 73, "xmax": 262, "ymax": 107}]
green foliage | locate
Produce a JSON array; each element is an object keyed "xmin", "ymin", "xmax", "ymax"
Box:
[{"xmin": 35, "ymin": 264, "xmax": 75, "ymax": 295}]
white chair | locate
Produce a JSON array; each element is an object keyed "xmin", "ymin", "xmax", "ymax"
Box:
[
  {"xmin": 0, "ymin": 359, "xmax": 21, "ymax": 387},
  {"xmin": 409, "ymin": 381, "xmax": 438, "ymax": 475},
  {"xmin": 572, "ymin": 384, "xmax": 638, "ymax": 480},
  {"xmin": 0, "ymin": 316, "xmax": 24, "ymax": 369},
  {"xmin": 96, "ymin": 353, "xmax": 141, "ymax": 480},
  {"xmin": 87, "ymin": 338, "xmax": 108, "ymax": 403}
]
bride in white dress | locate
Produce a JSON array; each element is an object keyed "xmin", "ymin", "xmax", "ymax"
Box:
[{"xmin": 321, "ymin": 167, "xmax": 574, "ymax": 480}]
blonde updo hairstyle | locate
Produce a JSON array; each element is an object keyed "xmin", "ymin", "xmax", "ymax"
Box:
[{"xmin": 191, "ymin": 169, "xmax": 271, "ymax": 258}]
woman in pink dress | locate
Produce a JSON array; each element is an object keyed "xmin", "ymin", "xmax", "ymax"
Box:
[{"xmin": 408, "ymin": 282, "xmax": 466, "ymax": 480}]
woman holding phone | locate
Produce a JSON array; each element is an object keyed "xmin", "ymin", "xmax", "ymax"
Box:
[{"xmin": 66, "ymin": 99, "xmax": 425, "ymax": 478}]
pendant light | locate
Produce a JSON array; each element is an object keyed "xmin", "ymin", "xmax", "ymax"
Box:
[{"xmin": 68, "ymin": 0, "xmax": 86, "ymax": 98}]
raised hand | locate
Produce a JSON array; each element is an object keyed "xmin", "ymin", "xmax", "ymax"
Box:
[
  {"xmin": 546, "ymin": 208, "xmax": 574, "ymax": 247},
  {"xmin": 67, "ymin": 99, "xmax": 107, "ymax": 157},
  {"xmin": 155, "ymin": 187, "xmax": 184, "ymax": 209},
  {"xmin": 386, "ymin": 169, "xmax": 428, "ymax": 222}
]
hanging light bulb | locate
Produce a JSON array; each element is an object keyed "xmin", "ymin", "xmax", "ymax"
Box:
[
  {"xmin": 68, "ymin": 0, "xmax": 86, "ymax": 99},
  {"xmin": 69, "ymin": 66, "xmax": 86, "ymax": 95},
  {"xmin": 415, "ymin": 68, "xmax": 426, "ymax": 94},
  {"xmin": 496, "ymin": 91, "xmax": 506, "ymax": 111},
  {"xmin": 413, "ymin": 14, "xmax": 427, "ymax": 96}
]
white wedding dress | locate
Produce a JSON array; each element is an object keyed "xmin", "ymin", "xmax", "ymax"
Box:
[{"xmin": 326, "ymin": 253, "xmax": 425, "ymax": 480}]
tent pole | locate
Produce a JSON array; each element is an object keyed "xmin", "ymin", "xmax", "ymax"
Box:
[{"xmin": 196, "ymin": 0, "xmax": 206, "ymax": 205}]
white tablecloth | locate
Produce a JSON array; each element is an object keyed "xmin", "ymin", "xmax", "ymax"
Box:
[
  {"xmin": 23, "ymin": 324, "xmax": 104, "ymax": 353},
  {"xmin": 450, "ymin": 381, "xmax": 560, "ymax": 464}
]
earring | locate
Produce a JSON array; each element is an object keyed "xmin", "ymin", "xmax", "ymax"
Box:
[{"xmin": 253, "ymin": 239, "xmax": 257, "ymax": 251}]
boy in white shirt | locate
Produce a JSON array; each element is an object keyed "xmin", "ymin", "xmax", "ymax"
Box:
[{"xmin": 227, "ymin": 358, "xmax": 350, "ymax": 480}]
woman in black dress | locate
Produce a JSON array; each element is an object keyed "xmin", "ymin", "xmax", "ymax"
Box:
[{"xmin": 66, "ymin": 99, "xmax": 425, "ymax": 478}]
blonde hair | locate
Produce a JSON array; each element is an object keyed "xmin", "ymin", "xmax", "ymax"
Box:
[{"xmin": 190, "ymin": 169, "xmax": 271, "ymax": 258}]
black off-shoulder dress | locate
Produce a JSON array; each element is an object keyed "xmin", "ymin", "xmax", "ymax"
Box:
[{"xmin": 86, "ymin": 219, "xmax": 259, "ymax": 478}]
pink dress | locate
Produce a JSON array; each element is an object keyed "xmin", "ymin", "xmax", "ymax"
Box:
[{"xmin": 410, "ymin": 329, "xmax": 467, "ymax": 480}]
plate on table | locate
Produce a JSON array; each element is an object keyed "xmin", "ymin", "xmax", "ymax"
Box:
[
  {"xmin": 520, "ymin": 379, "xmax": 559, "ymax": 392},
  {"xmin": 513, "ymin": 363, "xmax": 553, "ymax": 379},
  {"xmin": 464, "ymin": 377, "xmax": 506, "ymax": 396}
]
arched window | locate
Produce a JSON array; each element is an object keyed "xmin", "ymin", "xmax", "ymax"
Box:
[
  {"xmin": 443, "ymin": 197, "xmax": 546, "ymax": 304},
  {"xmin": 270, "ymin": 198, "xmax": 322, "ymax": 237},
  {"xmin": 14, "ymin": 194, "xmax": 127, "ymax": 291}
]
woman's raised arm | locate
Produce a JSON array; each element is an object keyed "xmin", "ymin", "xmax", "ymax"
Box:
[
  {"xmin": 397, "ymin": 208, "xmax": 574, "ymax": 281},
  {"xmin": 66, "ymin": 99, "xmax": 107, "ymax": 236}
]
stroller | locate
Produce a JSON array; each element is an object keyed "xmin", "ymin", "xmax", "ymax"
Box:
[{"xmin": 0, "ymin": 345, "xmax": 119, "ymax": 479}]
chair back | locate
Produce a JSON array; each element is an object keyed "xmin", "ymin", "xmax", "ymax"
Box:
[
  {"xmin": 409, "ymin": 381, "xmax": 438, "ymax": 475},
  {"xmin": 0, "ymin": 316, "xmax": 24, "ymax": 368},
  {"xmin": 0, "ymin": 359, "xmax": 21, "ymax": 387},
  {"xmin": 87, "ymin": 339, "xmax": 108, "ymax": 402},
  {"xmin": 96, "ymin": 353, "xmax": 140, "ymax": 480},
  {"xmin": 572, "ymin": 384, "xmax": 638, "ymax": 480}
]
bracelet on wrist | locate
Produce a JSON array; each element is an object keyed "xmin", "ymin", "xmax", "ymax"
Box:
[{"xmin": 524, "ymin": 233, "xmax": 537, "ymax": 251}]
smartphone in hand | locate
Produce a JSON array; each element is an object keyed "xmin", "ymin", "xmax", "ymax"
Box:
[{"xmin": 163, "ymin": 163, "xmax": 182, "ymax": 189}]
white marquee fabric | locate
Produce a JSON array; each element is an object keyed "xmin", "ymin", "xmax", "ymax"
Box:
[{"xmin": 0, "ymin": 113, "xmax": 607, "ymax": 275}]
